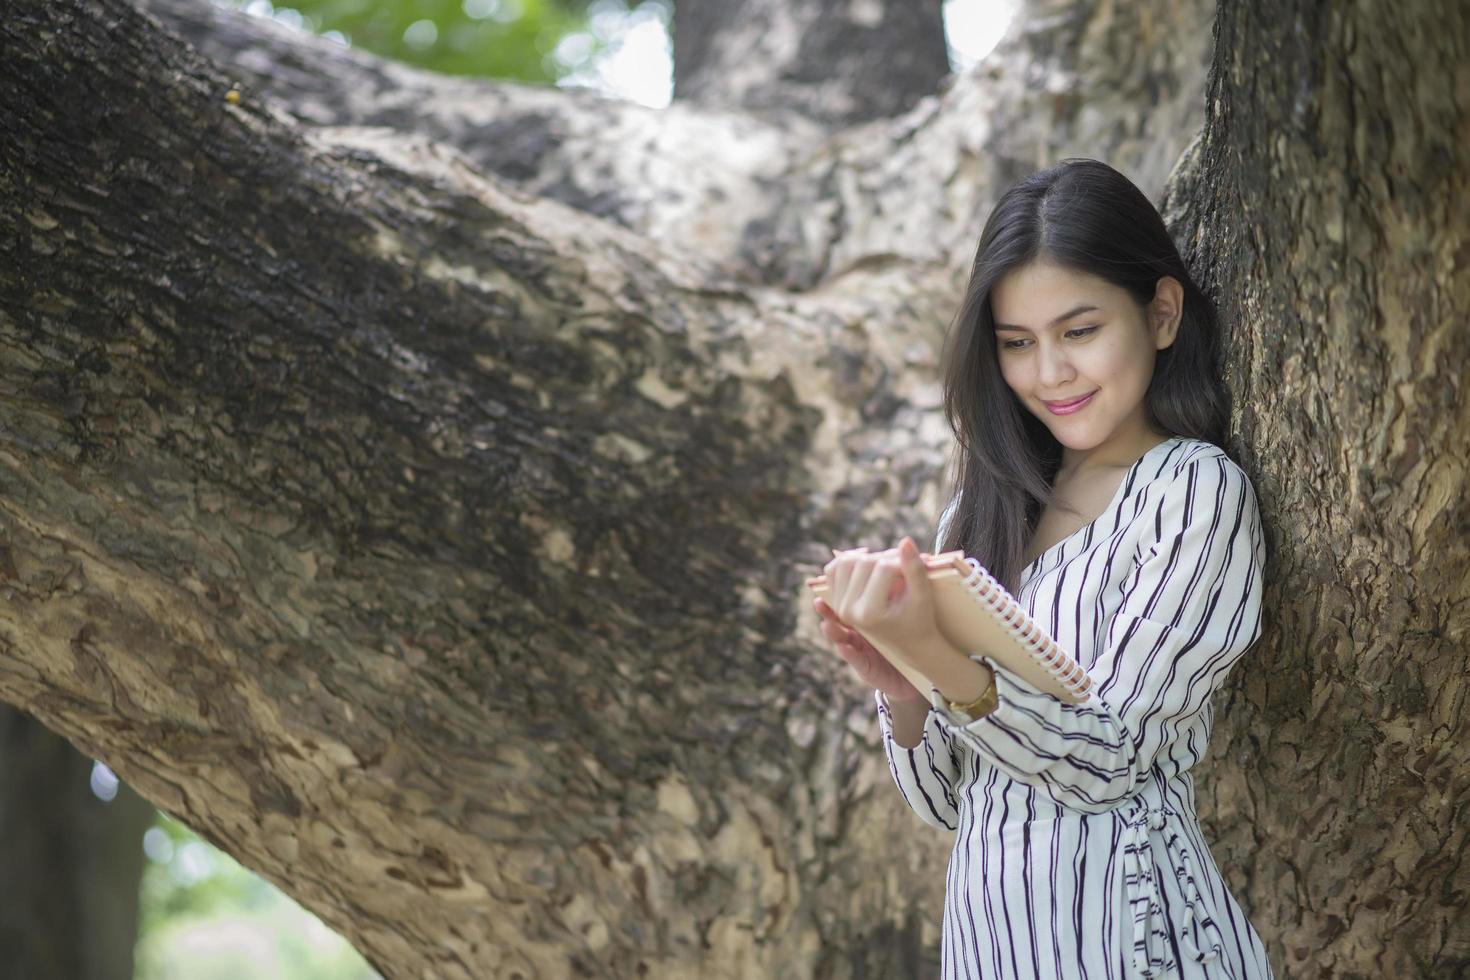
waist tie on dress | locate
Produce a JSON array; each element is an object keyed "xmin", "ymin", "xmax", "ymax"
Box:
[{"xmin": 1121, "ymin": 800, "xmax": 1232, "ymax": 978}]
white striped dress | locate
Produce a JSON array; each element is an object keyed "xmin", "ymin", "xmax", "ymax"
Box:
[{"xmin": 875, "ymin": 435, "xmax": 1274, "ymax": 979}]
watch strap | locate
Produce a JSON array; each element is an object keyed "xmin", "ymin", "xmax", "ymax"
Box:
[{"xmin": 932, "ymin": 655, "xmax": 999, "ymax": 723}]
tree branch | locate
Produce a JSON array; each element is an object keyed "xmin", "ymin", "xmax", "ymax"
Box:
[{"xmin": 136, "ymin": 0, "xmax": 1213, "ymax": 291}]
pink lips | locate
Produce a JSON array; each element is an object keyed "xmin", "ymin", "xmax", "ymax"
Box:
[{"xmin": 1043, "ymin": 391, "xmax": 1095, "ymax": 414}]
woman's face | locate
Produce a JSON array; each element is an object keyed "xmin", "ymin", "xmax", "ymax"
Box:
[{"xmin": 990, "ymin": 259, "xmax": 1181, "ymax": 456}]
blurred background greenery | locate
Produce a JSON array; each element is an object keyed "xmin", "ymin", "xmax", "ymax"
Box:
[
  {"xmin": 133, "ymin": 811, "xmax": 379, "ymax": 980},
  {"xmin": 219, "ymin": 0, "xmax": 678, "ymax": 105}
]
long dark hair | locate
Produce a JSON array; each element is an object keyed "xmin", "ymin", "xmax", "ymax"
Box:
[{"xmin": 937, "ymin": 157, "xmax": 1231, "ymax": 592}]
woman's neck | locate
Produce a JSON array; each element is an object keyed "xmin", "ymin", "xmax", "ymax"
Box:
[{"xmin": 1056, "ymin": 426, "xmax": 1173, "ymax": 478}]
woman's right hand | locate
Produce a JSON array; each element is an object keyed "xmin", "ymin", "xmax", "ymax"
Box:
[{"xmin": 813, "ymin": 595, "xmax": 925, "ymax": 704}]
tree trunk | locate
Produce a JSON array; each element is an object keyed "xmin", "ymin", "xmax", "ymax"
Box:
[
  {"xmin": 1162, "ymin": 2, "xmax": 1470, "ymax": 976},
  {"xmin": 0, "ymin": 704, "xmax": 154, "ymax": 980},
  {"xmin": 670, "ymin": 0, "xmax": 951, "ymax": 126},
  {"xmin": 18, "ymin": 0, "xmax": 1463, "ymax": 977}
]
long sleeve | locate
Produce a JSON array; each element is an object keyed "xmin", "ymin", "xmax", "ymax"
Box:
[
  {"xmin": 872, "ymin": 495, "xmax": 967, "ymax": 831},
  {"xmin": 874, "ymin": 689, "xmax": 962, "ymax": 831},
  {"xmin": 935, "ymin": 455, "xmax": 1266, "ymax": 814}
]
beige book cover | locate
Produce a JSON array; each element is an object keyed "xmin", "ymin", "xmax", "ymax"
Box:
[{"xmin": 806, "ymin": 550, "xmax": 1091, "ymax": 704}]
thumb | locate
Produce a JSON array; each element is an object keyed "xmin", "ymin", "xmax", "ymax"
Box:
[
  {"xmin": 882, "ymin": 537, "xmax": 923, "ymax": 603},
  {"xmin": 885, "ymin": 537, "xmax": 925, "ymax": 603}
]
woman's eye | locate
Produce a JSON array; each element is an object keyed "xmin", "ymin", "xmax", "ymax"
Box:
[{"xmin": 999, "ymin": 326, "xmax": 1098, "ymax": 352}]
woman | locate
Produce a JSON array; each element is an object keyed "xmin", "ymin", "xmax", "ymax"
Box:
[{"xmin": 813, "ymin": 158, "xmax": 1274, "ymax": 979}]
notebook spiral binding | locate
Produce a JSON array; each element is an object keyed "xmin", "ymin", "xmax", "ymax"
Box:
[{"xmin": 957, "ymin": 557, "xmax": 1093, "ymax": 700}]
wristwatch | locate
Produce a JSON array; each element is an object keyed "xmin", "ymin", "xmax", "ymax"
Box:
[{"xmin": 935, "ymin": 658, "xmax": 999, "ymax": 724}]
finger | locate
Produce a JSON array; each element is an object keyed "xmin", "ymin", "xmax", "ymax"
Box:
[
  {"xmin": 898, "ymin": 537, "xmax": 933, "ymax": 597},
  {"xmin": 839, "ymin": 553, "xmax": 873, "ymax": 611},
  {"xmin": 817, "ymin": 602, "xmax": 852, "ymax": 631},
  {"xmin": 862, "ymin": 557, "xmax": 901, "ymax": 611},
  {"xmin": 821, "ymin": 618, "xmax": 852, "ymax": 642},
  {"xmin": 831, "ymin": 555, "xmax": 852, "ymax": 608},
  {"xmin": 892, "ymin": 537, "xmax": 915, "ymax": 578},
  {"xmin": 846, "ymin": 556, "xmax": 876, "ymax": 607}
]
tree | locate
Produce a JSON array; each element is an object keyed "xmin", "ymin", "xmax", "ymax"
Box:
[
  {"xmin": 2, "ymin": 0, "xmax": 1462, "ymax": 977},
  {"xmin": 1157, "ymin": 3, "xmax": 1470, "ymax": 975},
  {"xmin": 0, "ymin": 703, "xmax": 154, "ymax": 980}
]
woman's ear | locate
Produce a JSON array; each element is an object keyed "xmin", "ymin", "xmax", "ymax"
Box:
[{"xmin": 1150, "ymin": 275, "xmax": 1185, "ymax": 350}]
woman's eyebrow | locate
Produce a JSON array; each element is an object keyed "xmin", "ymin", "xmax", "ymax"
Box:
[{"xmin": 994, "ymin": 304, "xmax": 1101, "ymax": 332}]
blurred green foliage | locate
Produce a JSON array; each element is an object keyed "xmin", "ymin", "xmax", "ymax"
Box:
[
  {"xmin": 136, "ymin": 812, "xmax": 380, "ymax": 980},
  {"xmin": 218, "ymin": 0, "xmax": 662, "ymax": 82}
]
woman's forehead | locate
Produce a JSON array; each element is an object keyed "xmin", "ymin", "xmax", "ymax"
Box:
[{"xmin": 992, "ymin": 263, "xmax": 1115, "ymax": 327}]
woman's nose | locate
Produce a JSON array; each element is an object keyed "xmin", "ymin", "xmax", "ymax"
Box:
[{"xmin": 1036, "ymin": 344, "xmax": 1075, "ymax": 386}]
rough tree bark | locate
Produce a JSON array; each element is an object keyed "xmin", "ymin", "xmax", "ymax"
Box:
[
  {"xmin": 12, "ymin": 0, "xmax": 1461, "ymax": 977},
  {"xmin": 1158, "ymin": 2, "xmax": 1470, "ymax": 976}
]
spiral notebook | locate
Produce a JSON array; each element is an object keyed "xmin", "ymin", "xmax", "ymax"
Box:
[{"xmin": 805, "ymin": 550, "xmax": 1092, "ymax": 704}]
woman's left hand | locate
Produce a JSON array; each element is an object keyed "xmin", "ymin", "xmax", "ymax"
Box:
[{"xmin": 822, "ymin": 536, "xmax": 943, "ymax": 652}]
